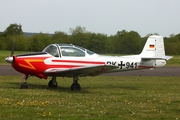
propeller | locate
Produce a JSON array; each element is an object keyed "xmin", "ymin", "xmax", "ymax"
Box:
[
  {"xmin": 11, "ymin": 39, "xmax": 15, "ymax": 57},
  {"xmin": 5, "ymin": 40, "xmax": 15, "ymax": 64}
]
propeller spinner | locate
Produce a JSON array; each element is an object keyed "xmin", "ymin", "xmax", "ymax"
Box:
[{"xmin": 5, "ymin": 56, "xmax": 14, "ymax": 63}]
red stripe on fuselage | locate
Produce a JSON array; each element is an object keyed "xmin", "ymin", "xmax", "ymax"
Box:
[
  {"xmin": 50, "ymin": 65, "xmax": 81, "ymax": 68},
  {"xmin": 52, "ymin": 60, "xmax": 105, "ymax": 64}
]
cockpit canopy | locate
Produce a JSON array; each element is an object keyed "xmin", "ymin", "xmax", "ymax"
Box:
[{"xmin": 42, "ymin": 44, "xmax": 97, "ymax": 57}]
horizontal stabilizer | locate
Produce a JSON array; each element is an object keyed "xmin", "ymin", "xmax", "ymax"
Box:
[{"xmin": 141, "ymin": 56, "xmax": 173, "ymax": 60}]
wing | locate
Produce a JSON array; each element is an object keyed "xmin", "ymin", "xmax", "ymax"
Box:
[{"xmin": 44, "ymin": 65, "xmax": 118, "ymax": 77}]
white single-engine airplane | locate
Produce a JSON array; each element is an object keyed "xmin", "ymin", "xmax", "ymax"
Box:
[{"xmin": 5, "ymin": 35, "xmax": 172, "ymax": 90}]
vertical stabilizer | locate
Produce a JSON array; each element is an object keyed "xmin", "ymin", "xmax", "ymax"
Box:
[
  {"xmin": 140, "ymin": 35, "xmax": 165, "ymax": 57},
  {"xmin": 139, "ymin": 35, "xmax": 172, "ymax": 67}
]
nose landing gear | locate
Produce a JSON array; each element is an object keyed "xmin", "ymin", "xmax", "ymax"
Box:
[{"xmin": 21, "ymin": 74, "xmax": 29, "ymax": 89}]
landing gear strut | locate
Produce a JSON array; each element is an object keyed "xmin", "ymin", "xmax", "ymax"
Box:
[
  {"xmin": 71, "ymin": 74, "xmax": 81, "ymax": 91},
  {"xmin": 20, "ymin": 74, "xmax": 81, "ymax": 90},
  {"xmin": 21, "ymin": 74, "xmax": 29, "ymax": 89},
  {"xmin": 48, "ymin": 76, "xmax": 58, "ymax": 88}
]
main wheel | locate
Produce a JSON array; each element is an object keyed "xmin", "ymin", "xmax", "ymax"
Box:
[
  {"xmin": 48, "ymin": 80, "xmax": 58, "ymax": 88},
  {"xmin": 71, "ymin": 83, "xmax": 81, "ymax": 91}
]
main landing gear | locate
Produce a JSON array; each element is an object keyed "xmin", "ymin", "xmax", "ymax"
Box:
[
  {"xmin": 48, "ymin": 74, "xmax": 81, "ymax": 91},
  {"xmin": 71, "ymin": 74, "xmax": 81, "ymax": 91},
  {"xmin": 48, "ymin": 76, "xmax": 58, "ymax": 88}
]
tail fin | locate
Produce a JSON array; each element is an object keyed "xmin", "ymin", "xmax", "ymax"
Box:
[{"xmin": 140, "ymin": 35, "xmax": 172, "ymax": 60}]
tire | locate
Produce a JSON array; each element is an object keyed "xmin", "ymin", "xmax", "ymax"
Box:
[
  {"xmin": 48, "ymin": 80, "xmax": 58, "ymax": 88},
  {"xmin": 71, "ymin": 83, "xmax": 81, "ymax": 91},
  {"xmin": 21, "ymin": 83, "xmax": 28, "ymax": 89}
]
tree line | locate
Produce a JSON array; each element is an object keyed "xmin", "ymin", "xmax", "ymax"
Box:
[{"xmin": 0, "ymin": 23, "xmax": 179, "ymax": 55}]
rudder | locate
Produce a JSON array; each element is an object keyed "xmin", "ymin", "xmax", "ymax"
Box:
[{"xmin": 140, "ymin": 35, "xmax": 165, "ymax": 57}]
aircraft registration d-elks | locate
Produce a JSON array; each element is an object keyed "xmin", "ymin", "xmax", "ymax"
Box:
[{"xmin": 5, "ymin": 35, "xmax": 172, "ymax": 90}]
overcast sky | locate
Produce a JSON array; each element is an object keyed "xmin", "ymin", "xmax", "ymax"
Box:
[{"xmin": 0, "ymin": 0, "xmax": 180, "ymax": 37}]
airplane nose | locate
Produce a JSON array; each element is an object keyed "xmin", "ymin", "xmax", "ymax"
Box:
[{"xmin": 5, "ymin": 56, "xmax": 14, "ymax": 63}]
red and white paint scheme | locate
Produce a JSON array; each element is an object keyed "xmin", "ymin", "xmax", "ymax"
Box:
[{"xmin": 5, "ymin": 35, "xmax": 172, "ymax": 90}]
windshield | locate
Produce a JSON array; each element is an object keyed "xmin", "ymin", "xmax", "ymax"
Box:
[{"xmin": 42, "ymin": 44, "xmax": 59, "ymax": 57}]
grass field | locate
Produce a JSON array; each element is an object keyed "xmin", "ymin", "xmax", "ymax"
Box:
[
  {"xmin": 0, "ymin": 76, "xmax": 180, "ymax": 119},
  {"xmin": 166, "ymin": 55, "xmax": 180, "ymax": 66}
]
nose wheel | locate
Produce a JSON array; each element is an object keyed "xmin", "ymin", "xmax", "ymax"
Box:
[
  {"xmin": 71, "ymin": 74, "xmax": 81, "ymax": 91},
  {"xmin": 21, "ymin": 82, "xmax": 28, "ymax": 89},
  {"xmin": 21, "ymin": 74, "xmax": 29, "ymax": 89}
]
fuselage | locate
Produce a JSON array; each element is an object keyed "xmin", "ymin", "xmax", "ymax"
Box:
[
  {"xmin": 10, "ymin": 51, "xmax": 166, "ymax": 79},
  {"xmin": 5, "ymin": 42, "xmax": 168, "ymax": 79}
]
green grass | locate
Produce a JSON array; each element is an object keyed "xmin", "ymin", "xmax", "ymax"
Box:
[
  {"xmin": 166, "ymin": 55, "xmax": 180, "ymax": 66},
  {"xmin": 0, "ymin": 76, "xmax": 180, "ymax": 119}
]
